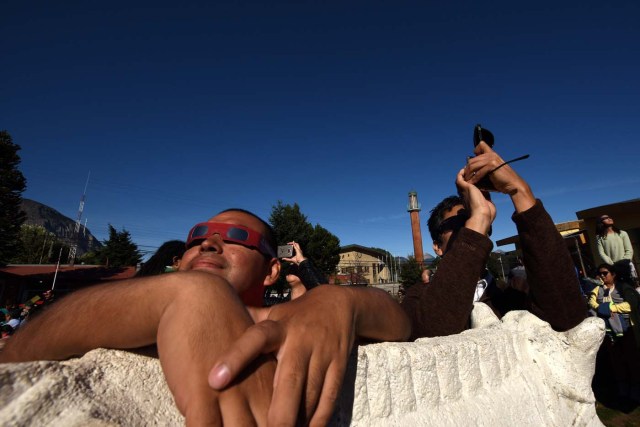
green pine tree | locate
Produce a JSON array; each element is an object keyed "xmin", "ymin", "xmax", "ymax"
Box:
[
  {"xmin": 269, "ymin": 201, "xmax": 340, "ymax": 287},
  {"xmin": 399, "ymin": 255, "xmax": 422, "ymax": 290},
  {"xmin": 0, "ymin": 130, "xmax": 27, "ymax": 266},
  {"xmin": 94, "ymin": 225, "xmax": 142, "ymax": 267}
]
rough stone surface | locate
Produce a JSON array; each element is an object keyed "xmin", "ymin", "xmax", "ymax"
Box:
[{"xmin": 0, "ymin": 304, "xmax": 604, "ymax": 426}]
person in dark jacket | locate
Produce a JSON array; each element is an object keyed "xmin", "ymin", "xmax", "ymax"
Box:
[
  {"xmin": 281, "ymin": 241, "xmax": 327, "ymax": 300},
  {"xmin": 402, "ymin": 140, "xmax": 586, "ymax": 340}
]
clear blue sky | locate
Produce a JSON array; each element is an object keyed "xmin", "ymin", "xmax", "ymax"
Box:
[{"xmin": 2, "ymin": 1, "xmax": 639, "ymax": 259}]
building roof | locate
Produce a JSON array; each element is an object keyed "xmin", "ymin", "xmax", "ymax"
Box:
[
  {"xmin": 340, "ymin": 244, "xmax": 388, "ymax": 258},
  {"xmin": 0, "ymin": 264, "xmax": 137, "ymax": 281},
  {"xmin": 575, "ymin": 198, "xmax": 640, "ymax": 220}
]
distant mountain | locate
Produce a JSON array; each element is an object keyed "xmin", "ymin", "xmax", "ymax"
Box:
[{"xmin": 20, "ymin": 199, "xmax": 103, "ymax": 256}]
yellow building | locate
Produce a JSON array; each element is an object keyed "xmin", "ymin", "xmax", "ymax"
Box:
[{"xmin": 336, "ymin": 245, "xmax": 392, "ymax": 285}]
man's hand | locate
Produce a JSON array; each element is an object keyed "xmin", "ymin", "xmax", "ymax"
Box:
[
  {"xmin": 456, "ymin": 167, "xmax": 496, "ymax": 237},
  {"xmin": 209, "ymin": 286, "xmax": 410, "ymax": 426},
  {"xmin": 464, "ymin": 141, "xmax": 535, "ymax": 213}
]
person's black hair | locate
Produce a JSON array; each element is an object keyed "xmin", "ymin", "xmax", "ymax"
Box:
[
  {"xmin": 612, "ymin": 260, "xmax": 633, "ymax": 284},
  {"xmin": 596, "ymin": 215, "xmax": 621, "ymax": 238},
  {"xmin": 136, "ymin": 240, "xmax": 186, "ymax": 277},
  {"xmin": 597, "ymin": 263, "xmax": 616, "ymax": 276},
  {"xmin": 427, "ymin": 195, "xmax": 463, "ymax": 244},
  {"xmin": 217, "ymin": 208, "xmax": 277, "ymax": 256}
]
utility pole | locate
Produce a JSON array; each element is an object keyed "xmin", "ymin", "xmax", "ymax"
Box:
[{"xmin": 68, "ymin": 172, "xmax": 90, "ymax": 265}]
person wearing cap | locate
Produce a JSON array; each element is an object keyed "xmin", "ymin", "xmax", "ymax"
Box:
[
  {"xmin": 402, "ymin": 141, "xmax": 586, "ymax": 339},
  {"xmin": 0, "ymin": 208, "xmax": 410, "ymax": 426}
]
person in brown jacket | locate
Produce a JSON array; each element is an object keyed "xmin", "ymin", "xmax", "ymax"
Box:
[{"xmin": 402, "ymin": 141, "xmax": 586, "ymax": 340}]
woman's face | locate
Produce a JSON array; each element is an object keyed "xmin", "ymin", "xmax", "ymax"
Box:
[{"xmin": 598, "ymin": 268, "xmax": 616, "ymax": 285}]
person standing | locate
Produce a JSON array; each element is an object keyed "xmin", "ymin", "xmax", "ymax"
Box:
[{"xmin": 596, "ymin": 215, "xmax": 636, "ymax": 281}]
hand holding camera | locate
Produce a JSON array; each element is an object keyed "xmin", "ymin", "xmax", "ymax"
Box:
[
  {"xmin": 465, "ymin": 124, "xmax": 529, "ymax": 193},
  {"xmin": 464, "ymin": 124, "xmax": 535, "ymax": 213},
  {"xmin": 279, "ymin": 241, "xmax": 306, "ymax": 265}
]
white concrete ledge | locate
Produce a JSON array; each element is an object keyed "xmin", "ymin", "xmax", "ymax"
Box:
[{"xmin": 0, "ymin": 304, "xmax": 604, "ymax": 426}]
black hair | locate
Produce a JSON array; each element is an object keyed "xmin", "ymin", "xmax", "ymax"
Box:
[
  {"xmin": 596, "ymin": 215, "xmax": 621, "ymax": 238},
  {"xmin": 612, "ymin": 260, "xmax": 633, "ymax": 284},
  {"xmin": 427, "ymin": 195, "xmax": 463, "ymax": 244},
  {"xmin": 136, "ymin": 240, "xmax": 186, "ymax": 277},
  {"xmin": 597, "ymin": 263, "xmax": 616, "ymax": 276},
  {"xmin": 217, "ymin": 208, "xmax": 277, "ymax": 256}
]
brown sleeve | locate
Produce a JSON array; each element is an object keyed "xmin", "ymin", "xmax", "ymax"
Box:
[
  {"xmin": 514, "ymin": 200, "xmax": 587, "ymax": 331},
  {"xmin": 402, "ymin": 227, "xmax": 493, "ymax": 340}
]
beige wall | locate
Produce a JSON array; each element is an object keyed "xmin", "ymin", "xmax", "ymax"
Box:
[{"xmin": 337, "ymin": 249, "xmax": 391, "ymax": 284}]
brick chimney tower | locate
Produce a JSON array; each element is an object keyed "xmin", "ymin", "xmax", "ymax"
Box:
[{"xmin": 407, "ymin": 191, "xmax": 424, "ymax": 267}]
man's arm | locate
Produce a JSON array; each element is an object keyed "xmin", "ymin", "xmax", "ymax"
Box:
[
  {"xmin": 1, "ymin": 271, "xmax": 275, "ymax": 426},
  {"xmin": 467, "ymin": 142, "xmax": 586, "ymax": 331},
  {"xmin": 209, "ymin": 285, "xmax": 410, "ymax": 426},
  {"xmin": 513, "ymin": 201, "xmax": 587, "ymax": 331},
  {"xmin": 402, "ymin": 228, "xmax": 493, "ymax": 339},
  {"xmin": 403, "ymin": 167, "xmax": 495, "ymax": 339}
]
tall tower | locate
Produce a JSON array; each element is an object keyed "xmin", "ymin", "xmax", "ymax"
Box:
[
  {"xmin": 68, "ymin": 172, "xmax": 90, "ymax": 265},
  {"xmin": 407, "ymin": 191, "xmax": 424, "ymax": 267}
]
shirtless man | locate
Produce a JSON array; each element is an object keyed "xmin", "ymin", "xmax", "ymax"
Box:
[{"xmin": 1, "ymin": 208, "xmax": 410, "ymax": 425}]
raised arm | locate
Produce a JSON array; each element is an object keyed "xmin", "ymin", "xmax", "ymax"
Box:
[
  {"xmin": 402, "ymin": 167, "xmax": 495, "ymax": 339},
  {"xmin": 209, "ymin": 285, "xmax": 410, "ymax": 426},
  {"xmin": 402, "ymin": 227, "xmax": 493, "ymax": 339},
  {"xmin": 0, "ymin": 271, "xmax": 275, "ymax": 425},
  {"xmin": 467, "ymin": 141, "xmax": 586, "ymax": 331}
]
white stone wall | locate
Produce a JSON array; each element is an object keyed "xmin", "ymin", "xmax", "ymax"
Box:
[{"xmin": 0, "ymin": 304, "xmax": 605, "ymax": 426}]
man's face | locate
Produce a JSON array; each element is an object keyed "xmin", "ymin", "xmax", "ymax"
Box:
[
  {"xmin": 433, "ymin": 204, "xmax": 467, "ymax": 257},
  {"xmin": 179, "ymin": 211, "xmax": 279, "ymax": 299}
]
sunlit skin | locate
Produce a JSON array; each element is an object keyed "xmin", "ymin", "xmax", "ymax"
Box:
[
  {"xmin": 179, "ymin": 211, "xmax": 280, "ymax": 306},
  {"xmin": 598, "ymin": 269, "xmax": 616, "ymax": 288},
  {"xmin": 421, "ymin": 269, "xmax": 431, "ymax": 284}
]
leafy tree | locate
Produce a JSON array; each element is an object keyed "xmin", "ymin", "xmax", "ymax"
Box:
[
  {"xmin": 269, "ymin": 201, "xmax": 340, "ymax": 288},
  {"xmin": 0, "ymin": 130, "xmax": 27, "ymax": 266},
  {"xmin": 12, "ymin": 224, "xmax": 69, "ymax": 264},
  {"xmin": 399, "ymin": 256, "xmax": 422, "ymax": 290},
  {"xmin": 87, "ymin": 225, "xmax": 142, "ymax": 267},
  {"xmin": 306, "ymin": 224, "xmax": 341, "ymax": 278},
  {"xmin": 269, "ymin": 202, "xmax": 313, "ymax": 246}
]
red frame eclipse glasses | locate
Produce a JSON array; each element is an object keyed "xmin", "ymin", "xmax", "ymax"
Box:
[{"xmin": 186, "ymin": 222, "xmax": 276, "ymax": 259}]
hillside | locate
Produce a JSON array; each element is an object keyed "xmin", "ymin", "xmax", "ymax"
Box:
[{"xmin": 20, "ymin": 198, "xmax": 103, "ymax": 256}]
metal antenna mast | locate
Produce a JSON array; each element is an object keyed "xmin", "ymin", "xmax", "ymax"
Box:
[{"xmin": 68, "ymin": 172, "xmax": 90, "ymax": 265}]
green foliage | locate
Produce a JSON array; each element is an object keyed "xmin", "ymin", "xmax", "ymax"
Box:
[
  {"xmin": 11, "ymin": 224, "xmax": 68, "ymax": 264},
  {"xmin": 399, "ymin": 255, "xmax": 422, "ymax": 289},
  {"xmin": 86, "ymin": 224, "xmax": 142, "ymax": 267},
  {"xmin": 0, "ymin": 130, "xmax": 27, "ymax": 266},
  {"xmin": 269, "ymin": 202, "xmax": 313, "ymax": 245},
  {"xmin": 269, "ymin": 201, "xmax": 341, "ymax": 287},
  {"xmin": 306, "ymin": 224, "xmax": 341, "ymax": 278}
]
